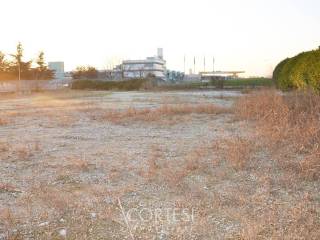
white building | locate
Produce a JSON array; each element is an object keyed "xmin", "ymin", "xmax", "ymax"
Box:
[
  {"xmin": 114, "ymin": 48, "xmax": 166, "ymax": 80},
  {"xmin": 48, "ymin": 62, "xmax": 65, "ymax": 79}
]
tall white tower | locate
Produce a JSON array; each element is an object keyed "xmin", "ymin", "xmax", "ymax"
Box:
[{"xmin": 157, "ymin": 48, "xmax": 163, "ymax": 60}]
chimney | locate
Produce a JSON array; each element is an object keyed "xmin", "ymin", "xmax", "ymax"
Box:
[{"xmin": 157, "ymin": 48, "xmax": 163, "ymax": 60}]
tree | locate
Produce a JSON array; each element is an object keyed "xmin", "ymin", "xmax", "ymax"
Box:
[
  {"xmin": 0, "ymin": 51, "xmax": 12, "ymax": 80},
  {"xmin": 0, "ymin": 51, "xmax": 8, "ymax": 72},
  {"xmin": 10, "ymin": 42, "xmax": 32, "ymax": 80},
  {"xmin": 72, "ymin": 66, "xmax": 98, "ymax": 80},
  {"xmin": 36, "ymin": 51, "xmax": 46, "ymax": 71},
  {"xmin": 0, "ymin": 52, "xmax": 4, "ymax": 65},
  {"xmin": 85, "ymin": 66, "xmax": 98, "ymax": 79},
  {"xmin": 34, "ymin": 51, "xmax": 54, "ymax": 80},
  {"xmin": 1, "ymin": 43, "xmax": 54, "ymax": 81},
  {"xmin": 72, "ymin": 66, "xmax": 85, "ymax": 79}
]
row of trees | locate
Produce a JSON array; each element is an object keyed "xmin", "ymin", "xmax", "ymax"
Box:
[
  {"xmin": 273, "ymin": 47, "xmax": 320, "ymax": 92},
  {"xmin": 71, "ymin": 66, "xmax": 98, "ymax": 80},
  {"xmin": 0, "ymin": 43, "xmax": 54, "ymax": 81}
]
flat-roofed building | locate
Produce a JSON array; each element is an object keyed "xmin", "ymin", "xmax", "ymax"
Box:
[
  {"xmin": 48, "ymin": 62, "xmax": 65, "ymax": 79},
  {"xmin": 114, "ymin": 48, "xmax": 166, "ymax": 80}
]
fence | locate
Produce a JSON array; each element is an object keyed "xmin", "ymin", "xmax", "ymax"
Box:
[{"xmin": 0, "ymin": 79, "xmax": 71, "ymax": 93}]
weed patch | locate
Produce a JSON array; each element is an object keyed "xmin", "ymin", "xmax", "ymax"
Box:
[{"xmin": 234, "ymin": 89, "xmax": 320, "ymax": 179}]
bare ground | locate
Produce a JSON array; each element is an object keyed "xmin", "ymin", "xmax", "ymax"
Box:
[{"xmin": 0, "ymin": 90, "xmax": 319, "ymax": 239}]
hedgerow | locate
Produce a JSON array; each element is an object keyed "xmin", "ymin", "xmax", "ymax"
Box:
[{"xmin": 273, "ymin": 47, "xmax": 320, "ymax": 92}]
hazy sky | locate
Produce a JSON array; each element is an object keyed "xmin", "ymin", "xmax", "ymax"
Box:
[{"xmin": 1, "ymin": 0, "xmax": 319, "ymax": 76}]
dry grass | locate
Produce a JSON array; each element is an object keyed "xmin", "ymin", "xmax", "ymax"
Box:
[
  {"xmin": 235, "ymin": 89, "xmax": 320, "ymax": 180},
  {"xmin": 209, "ymin": 137, "xmax": 254, "ymax": 170},
  {"xmin": 55, "ymin": 115, "xmax": 76, "ymax": 127},
  {"xmin": 1, "ymin": 90, "xmax": 319, "ymax": 239},
  {"xmin": 142, "ymin": 145, "xmax": 212, "ymax": 188},
  {"xmin": 231, "ymin": 90, "xmax": 320, "ymax": 239},
  {"xmin": 0, "ymin": 117, "xmax": 8, "ymax": 126},
  {"xmin": 239, "ymin": 196, "xmax": 320, "ymax": 239},
  {"xmin": 0, "ymin": 183, "xmax": 17, "ymax": 194},
  {"xmin": 300, "ymin": 150, "xmax": 320, "ymax": 180},
  {"xmin": 0, "ymin": 141, "xmax": 9, "ymax": 153},
  {"xmin": 66, "ymin": 156, "xmax": 91, "ymax": 171},
  {"xmin": 95, "ymin": 103, "xmax": 229, "ymax": 124},
  {"xmin": 15, "ymin": 146, "xmax": 33, "ymax": 160},
  {"xmin": 223, "ymin": 137, "xmax": 253, "ymax": 170},
  {"xmin": 12, "ymin": 142, "xmax": 41, "ymax": 161},
  {"xmin": 0, "ymin": 208, "xmax": 18, "ymax": 239},
  {"xmin": 145, "ymin": 146, "xmax": 162, "ymax": 180}
]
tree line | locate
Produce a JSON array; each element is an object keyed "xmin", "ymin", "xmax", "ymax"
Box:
[
  {"xmin": 71, "ymin": 66, "xmax": 98, "ymax": 80},
  {"xmin": 273, "ymin": 47, "xmax": 320, "ymax": 92},
  {"xmin": 0, "ymin": 43, "xmax": 54, "ymax": 81}
]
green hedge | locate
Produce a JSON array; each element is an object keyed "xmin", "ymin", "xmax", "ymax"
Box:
[
  {"xmin": 223, "ymin": 78, "xmax": 273, "ymax": 87},
  {"xmin": 71, "ymin": 79, "xmax": 152, "ymax": 91},
  {"xmin": 273, "ymin": 48, "xmax": 320, "ymax": 92}
]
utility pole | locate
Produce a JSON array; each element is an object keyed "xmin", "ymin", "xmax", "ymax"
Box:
[
  {"xmin": 15, "ymin": 42, "xmax": 22, "ymax": 93},
  {"xmin": 193, "ymin": 56, "xmax": 196, "ymax": 74},
  {"xmin": 18, "ymin": 61, "xmax": 21, "ymax": 93},
  {"xmin": 213, "ymin": 57, "xmax": 215, "ymax": 72},
  {"xmin": 183, "ymin": 55, "xmax": 186, "ymax": 74},
  {"xmin": 18, "ymin": 62, "xmax": 21, "ymax": 81},
  {"xmin": 204, "ymin": 56, "xmax": 206, "ymax": 72}
]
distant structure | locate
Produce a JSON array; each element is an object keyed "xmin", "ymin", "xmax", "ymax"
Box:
[
  {"xmin": 183, "ymin": 71, "xmax": 245, "ymax": 83},
  {"xmin": 200, "ymin": 71, "xmax": 245, "ymax": 80},
  {"xmin": 113, "ymin": 48, "xmax": 166, "ymax": 80},
  {"xmin": 166, "ymin": 70, "xmax": 184, "ymax": 82},
  {"xmin": 95, "ymin": 50, "xmax": 244, "ymax": 83},
  {"xmin": 184, "ymin": 73, "xmax": 201, "ymax": 82},
  {"xmin": 157, "ymin": 48, "xmax": 163, "ymax": 60},
  {"xmin": 48, "ymin": 62, "xmax": 65, "ymax": 79}
]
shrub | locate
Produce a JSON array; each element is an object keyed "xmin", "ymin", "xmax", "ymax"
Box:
[{"xmin": 273, "ymin": 48, "xmax": 320, "ymax": 92}]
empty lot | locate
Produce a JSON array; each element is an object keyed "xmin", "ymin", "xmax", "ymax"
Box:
[{"xmin": 0, "ymin": 90, "xmax": 319, "ymax": 239}]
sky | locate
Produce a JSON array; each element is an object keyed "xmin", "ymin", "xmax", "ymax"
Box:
[{"xmin": 0, "ymin": 0, "xmax": 319, "ymax": 76}]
